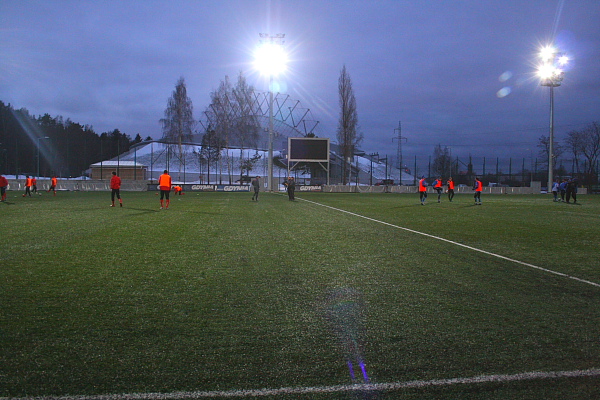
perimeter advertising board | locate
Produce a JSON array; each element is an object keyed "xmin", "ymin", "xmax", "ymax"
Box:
[{"xmin": 147, "ymin": 184, "xmax": 250, "ymax": 192}]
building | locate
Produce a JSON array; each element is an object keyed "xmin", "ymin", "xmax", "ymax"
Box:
[{"xmin": 89, "ymin": 161, "xmax": 147, "ymax": 180}]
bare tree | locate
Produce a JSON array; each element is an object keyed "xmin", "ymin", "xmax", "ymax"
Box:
[
  {"xmin": 564, "ymin": 130, "xmax": 584, "ymax": 175},
  {"xmin": 160, "ymin": 77, "xmax": 195, "ymax": 175},
  {"xmin": 232, "ymin": 71, "xmax": 261, "ymax": 150},
  {"xmin": 537, "ymin": 134, "xmax": 564, "ymax": 173},
  {"xmin": 206, "ymin": 76, "xmax": 234, "ymax": 183},
  {"xmin": 337, "ymin": 65, "xmax": 362, "ymax": 184},
  {"xmin": 564, "ymin": 122, "xmax": 600, "ymax": 186},
  {"xmin": 197, "ymin": 124, "xmax": 223, "ymax": 183},
  {"xmin": 432, "ymin": 144, "xmax": 452, "ymax": 177}
]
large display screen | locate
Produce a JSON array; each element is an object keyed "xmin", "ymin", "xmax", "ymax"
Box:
[{"xmin": 288, "ymin": 137, "xmax": 330, "ymax": 162}]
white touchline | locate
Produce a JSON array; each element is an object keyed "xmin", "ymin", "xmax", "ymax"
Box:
[
  {"xmin": 4, "ymin": 369, "xmax": 600, "ymax": 399},
  {"xmin": 299, "ymin": 198, "xmax": 600, "ymax": 288}
]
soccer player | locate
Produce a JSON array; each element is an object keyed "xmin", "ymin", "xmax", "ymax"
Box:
[
  {"xmin": 447, "ymin": 177, "xmax": 455, "ymax": 202},
  {"xmin": 566, "ymin": 178, "xmax": 578, "ymax": 204},
  {"xmin": 551, "ymin": 179, "xmax": 559, "ymax": 202},
  {"xmin": 158, "ymin": 170, "xmax": 172, "ymax": 209},
  {"xmin": 433, "ymin": 176, "xmax": 443, "ymax": 203},
  {"xmin": 47, "ymin": 176, "xmax": 58, "ymax": 196},
  {"xmin": 418, "ymin": 176, "xmax": 428, "ymax": 205},
  {"xmin": 559, "ymin": 178, "xmax": 567, "ymax": 202},
  {"xmin": 23, "ymin": 175, "xmax": 32, "ymax": 197},
  {"xmin": 174, "ymin": 185, "xmax": 183, "ymax": 195},
  {"xmin": 31, "ymin": 177, "xmax": 38, "ymax": 194},
  {"xmin": 251, "ymin": 176, "xmax": 260, "ymax": 201},
  {"xmin": 110, "ymin": 171, "xmax": 123, "ymax": 207},
  {"xmin": 286, "ymin": 176, "xmax": 295, "ymax": 201},
  {"xmin": 473, "ymin": 176, "xmax": 483, "ymax": 205},
  {"xmin": 0, "ymin": 174, "xmax": 8, "ymax": 202}
]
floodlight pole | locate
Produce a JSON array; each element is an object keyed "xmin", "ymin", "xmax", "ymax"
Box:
[
  {"xmin": 268, "ymin": 75, "xmax": 274, "ymax": 192},
  {"xmin": 537, "ymin": 46, "xmax": 566, "ymax": 193},
  {"xmin": 541, "ymin": 75, "xmax": 562, "ymax": 192},
  {"xmin": 392, "ymin": 121, "xmax": 407, "ymax": 183},
  {"xmin": 548, "ymin": 85, "xmax": 555, "ymax": 191},
  {"xmin": 258, "ymin": 32, "xmax": 285, "ymax": 192}
]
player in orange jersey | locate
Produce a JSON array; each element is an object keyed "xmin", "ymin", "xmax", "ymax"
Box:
[
  {"xmin": 0, "ymin": 174, "xmax": 8, "ymax": 202},
  {"xmin": 158, "ymin": 170, "xmax": 172, "ymax": 209},
  {"xmin": 110, "ymin": 171, "xmax": 123, "ymax": 207},
  {"xmin": 23, "ymin": 176, "xmax": 32, "ymax": 197},
  {"xmin": 48, "ymin": 176, "xmax": 58, "ymax": 196}
]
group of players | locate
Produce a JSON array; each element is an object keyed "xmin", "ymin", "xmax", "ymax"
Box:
[
  {"xmin": 551, "ymin": 178, "xmax": 579, "ymax": 204},
  {"xmin": 3, "ymin": 171, "xmax": 579, "ymax": 209},
  {"xmin": 110, "ymin": 169, "xmax": 174, "ymax": 209},
  {"xmin": 0, "ymin": 174, "xmax": 58, "ymax": 202},
  {"xmin": 418, "ymin": 176, "xmax": 483, "ymax": 206}
]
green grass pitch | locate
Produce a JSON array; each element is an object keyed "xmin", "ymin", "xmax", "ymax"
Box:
[{"xmin": 1, "ymin": 191, "xmax": 599, "ymax": 399}]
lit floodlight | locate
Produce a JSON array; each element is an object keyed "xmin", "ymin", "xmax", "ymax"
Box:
[
  {"xmin": 535, "ymin": 43, "xmax": 569, "ymax": 198},
  {"xmin": 537, "ymin": 64, "xmax": 554, "ymax": 80},
  {"xmin": 558, "ymin": 55, "xmax": 569, "ymax": 66},
  {"xmin": 539, "ymin": 45, "xmax": 556, "ymax": 61},
  {"xmin": 254, "ymin": 42, "xmax": 288, "ymax": 76}
]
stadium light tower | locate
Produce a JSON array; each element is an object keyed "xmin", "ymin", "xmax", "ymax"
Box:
[
  {"xmin": 255, "ymin": 33, "xmax": 287, "ymax": 192},
  {"xmin": 37, "ymin": 136, "xmax": 50, "ymax": 178},
  {"xmin": 537, "ymin": 45, "xmax": 567, "ymax": 192}
]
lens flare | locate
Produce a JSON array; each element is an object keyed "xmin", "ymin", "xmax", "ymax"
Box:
[
  {"xmin": 325, "ymin": 288, "xmax": 370, "ymax": 384},
  {"xmin": 496, "ymin": 87, "xmax": 511, "ymax": 98},
  {"xmin": 498, "ymin": 71, "xmax": 513, "ymax": 82}
]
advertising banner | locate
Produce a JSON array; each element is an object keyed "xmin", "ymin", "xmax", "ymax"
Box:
[{"xmin": 147, "ymin": 184, "xmax": 250, "ymax": 192}]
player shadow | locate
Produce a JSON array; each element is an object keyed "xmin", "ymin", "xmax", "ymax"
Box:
[
  {"xmin": 391, "ymin": 204, "xmax": 420, "ymax": 209},
  {"xmin": 118, "ymin": 207, "xmax": 162, "ymax": 215},
  {"xmin": 179, "ymin": 209, "xmax": 223, "ymax": 215}
]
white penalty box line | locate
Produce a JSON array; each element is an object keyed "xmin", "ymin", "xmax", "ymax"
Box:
[
  {"xmin": 298, "ymin": 198, "xmax": 600, "ymax": 288},
  {"xmin": 5, "ymin": 369, "xmax": 600, "ymax": 399}
]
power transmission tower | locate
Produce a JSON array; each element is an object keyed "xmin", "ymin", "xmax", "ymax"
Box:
[{"xmin": 392, "ymin": 121, "xmax": 407, "ymax": 170}]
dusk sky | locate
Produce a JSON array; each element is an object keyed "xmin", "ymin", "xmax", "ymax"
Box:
[{"xmin": 2, "ymin": 0, "xmax": 599, "ymax": 162}]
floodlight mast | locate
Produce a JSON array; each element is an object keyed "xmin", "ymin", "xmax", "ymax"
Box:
[
  {"xmin": 537, "ymin": 45, "xmax": 567, "ymax": 193},
  {"xmin": 257, "ymin": 33, "xmax": 285, "ymax": 192}
]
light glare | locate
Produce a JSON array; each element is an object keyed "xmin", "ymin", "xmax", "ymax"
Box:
[
  {"xmin": 254, "ymin": 43, "xmax": 288, "ymax": 76},
  {"xmin": 537, "ymin": 64, "xmax": 554, "ymax": 80},
  {"xmin": 558, "ymin": 55, "xmax": 569, "ymax": 66},
  {"xmin": 539, "ymin": 46, "xmax": 556, "ymax": 61}
]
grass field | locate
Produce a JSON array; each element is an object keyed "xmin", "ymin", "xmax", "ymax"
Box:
[{"xmin": 1, "ymin": 190, "xmax": 599, "ymax": 399}]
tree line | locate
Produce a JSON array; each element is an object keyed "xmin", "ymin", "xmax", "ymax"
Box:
[
  {"xmin": 429, "ymin": 123, "xmax": 600, "ymax": 188},
  {"xmin": 0, "ymin": 101, "xmax": 146, "ymax": 177}
]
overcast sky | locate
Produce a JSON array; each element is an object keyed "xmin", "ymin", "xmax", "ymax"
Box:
[{"xmin": 2, "ymin": 0, "xmax": 599, "ymax": 161}]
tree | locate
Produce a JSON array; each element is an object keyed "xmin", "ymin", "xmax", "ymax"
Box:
[
  {"xmin": 564, "ymin": 122, "xmax": 600, "ymax": 186},
  {"xmin": 198, "ymin": 125, "xmax": 224, "ymax": 183},
  {"xmin": 337, "ymin": 65, "xmax": 361, "ymax": 184},
  {"xmin": 132, "ymin": 134, "xmax": 143, "ymax": 144},
  {"xmin": 239, "ymin": 151, "xmax": 262, "ymax": 177},
  {"xmin": 537, "ymin": 134, "xmax": 564, "ymax": 173},
  {"xmin": 0, "ymin": 101, "xmax": 138, "ymax": 177},
  {"xmin": 160, "ymin": 77, "xmax": 195, "ymax": 174},
  {"xmin": 432, "ymin": 144, "xmax": 452, "ymax": 177},
  {"xmin": 232, "ymin": 72, "xmax": 261, "ymax": 150}
]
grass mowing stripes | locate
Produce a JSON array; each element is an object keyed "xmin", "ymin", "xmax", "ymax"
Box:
[{"xmin": 1, "ymin": 191, "xmax": 599, "ymax": 398}]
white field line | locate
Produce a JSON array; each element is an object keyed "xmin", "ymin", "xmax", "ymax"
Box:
[
  {"xmin": 299, "ymin": 197, "xmax": 600, "ymax": 288},
  {"xmin": 4, "ymin": 369, "xmax": 600, "ymax": 400}
]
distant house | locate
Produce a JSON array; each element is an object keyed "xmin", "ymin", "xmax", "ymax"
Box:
[{"xmin": 89, "ymin": 161, "xmax": 147, "ymax": 180}]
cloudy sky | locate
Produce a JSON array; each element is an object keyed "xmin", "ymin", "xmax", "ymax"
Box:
[{"xmin": 2, "ymin": 0, "xmax": 599, "ymax": 162}]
